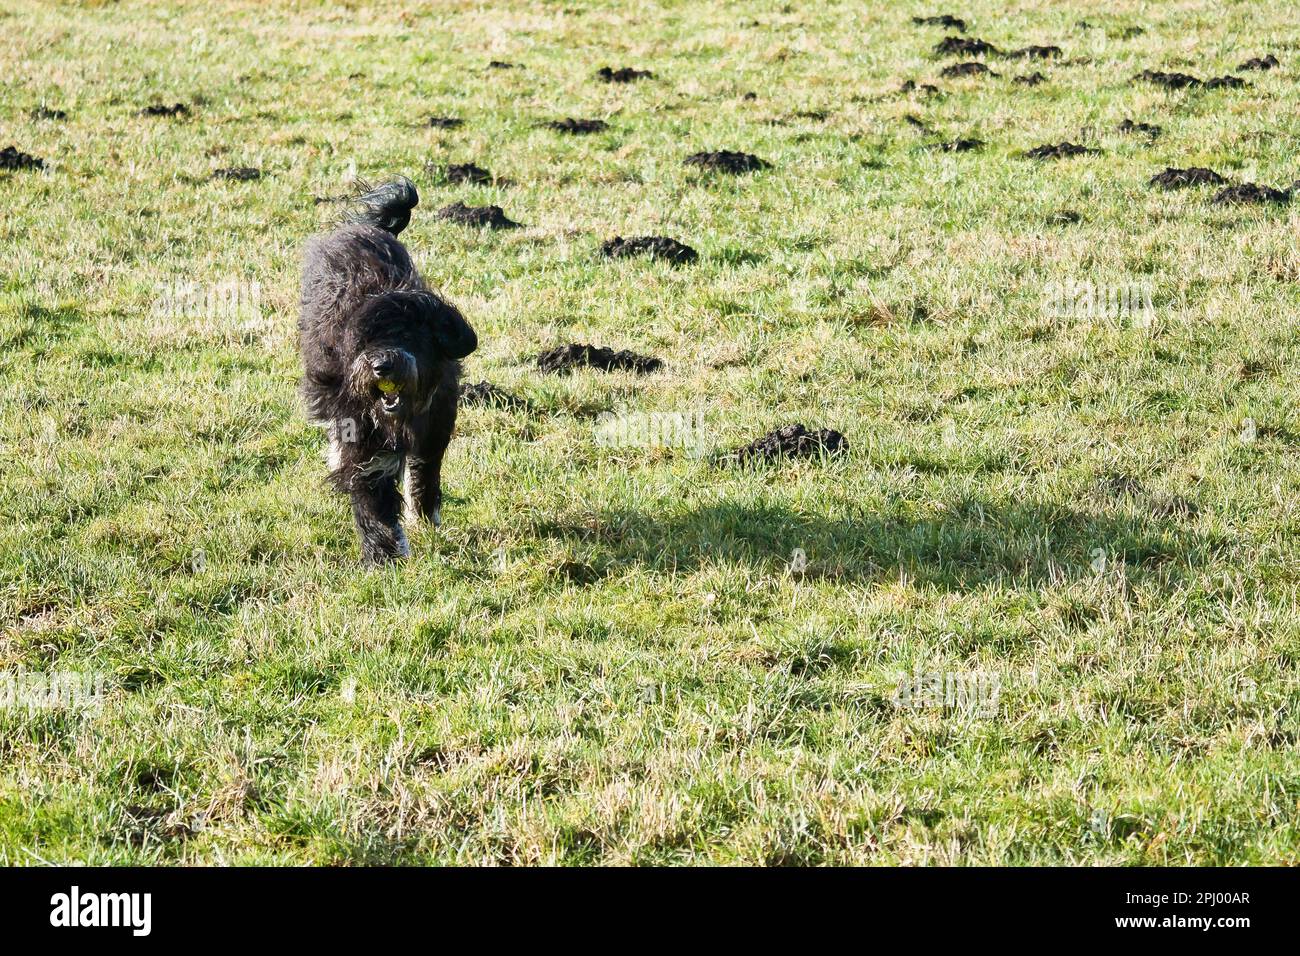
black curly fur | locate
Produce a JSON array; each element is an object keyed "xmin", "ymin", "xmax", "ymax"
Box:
[{"xmin": 299, "ymin": 178, "xmax": 477, "ymax": 563}]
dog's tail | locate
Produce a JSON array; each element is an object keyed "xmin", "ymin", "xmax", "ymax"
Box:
[{"xmin": 343, "ymin": 176, "xmax": 419, "ymax": 236}]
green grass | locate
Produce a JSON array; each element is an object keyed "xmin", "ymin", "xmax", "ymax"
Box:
[{"xmin": 2, "ymin": 0, "xmax": 1299, "ymax": 865}]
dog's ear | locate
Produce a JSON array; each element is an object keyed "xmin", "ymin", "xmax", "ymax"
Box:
[
  {"xmin": 353, "ymin": 291, "xmax": 477, "ymax": 359},
  {"xmin": 417, "ymin": 293, "xmax": 477, "ymax": 359}
]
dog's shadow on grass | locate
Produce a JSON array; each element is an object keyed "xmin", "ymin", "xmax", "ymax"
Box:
[{"xmin": 535, "ymin": 496, "xmax": 1223, "ymax": 591}]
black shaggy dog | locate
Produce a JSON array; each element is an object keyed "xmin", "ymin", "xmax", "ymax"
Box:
[{"xmin": 299, "ymin": 177, "xmax": 477, "ymax": 563}]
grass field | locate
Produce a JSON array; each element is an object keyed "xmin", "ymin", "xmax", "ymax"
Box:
[{"xmin": 2, "ymin": 0, "xmax": 1299, "ymax": 865}]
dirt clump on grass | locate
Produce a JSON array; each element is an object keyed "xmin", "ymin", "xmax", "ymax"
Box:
[
  {"xmin": 436, "ymin": 201, "xmax": 520, "ymax": 228},
  {"xmin": 139, "ymin": 102, "xmax": 190, "ymax": 117},
  {"xmin": 725, "ymin": 424, "xmax": 849, "ymax": 465},
  {"xmin": 912, "ymin": 15, "xmax": 967, "ymax": 31},
  {"xmin": 440, "ymin": 163, "xmax": 493, "ymax": 184},
  {"xmin": 1008, "ymin": 45, "xmax": 1062, "ymax": 59},
  {"xmin": 597, "ymin": 67, "xmax": 654, "ymax": 83},
  {"xmin": 1211, "ymin": 183, "xmax": 1291, "ymax": 206},
  {"xmin": 0, "ymin": 145, "xmax": 45, "ymax": 170},
  {"xmin": 1148, "ymin": 167, "xmax": 1228, "ymax": 189},
  {"xmin": 428, "ymin": 116, "xmax": 464, "ymax": 129},
  {"xmin": 935, "ymin": 36, "xmax": 997, "ymax": 56},
  {"xmin": 459, "ymin": 381, "xmax": 531, "ymax": 412},
  {"xmin": 600, "ymin": 236, "xmax": 698, "ymax": 265},
  {"xmin": 1022, "ymin": 142, "xmax": 1097, "ymax": 160},
  {"xmin": 211, "ymin": 167, "xmax": 261, "ymax": 181},
  {"xmin": 1135, "ymin": 70, "xmax": 1247, "ymax": 90},
  {"xmin": 30, "ymin": 106, "xmax": 67, "ymax": 120},
  {"xmin": 1133, "ymin": 70, "xmax": 1201, "ymax": 89},
  {"xmin": 941, "ymin": 61, "xmax": 998, "ymax": 78},
  {"xmin": 547, "ymin": 118, "xmax": 608, "ymax": 134},
  {"xmin": 1238, "ymin": 54, "xmax": 1279, "ymax": 71},
  {"xmin": 488, "ymin": 60, "xmax": 520, "ymax": 69},
  {"xmin": 1014, "ymin": 72, "xmax": 1047, "ymax": 85},
  {"xmin": 537, "ymin": 344, "xmax": 663, "ymax": 375},
  {"xmin": 684, "ymin": 150, "xmax": 769, "ymax": 173},
  {"xmin": 934, "ymin": 138, "xmax": 984, "ymax": 151}
]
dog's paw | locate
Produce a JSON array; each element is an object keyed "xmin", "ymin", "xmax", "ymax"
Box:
[{"xmin": 361, "ymin": 526, "xmax": 410, "ymax": 564}]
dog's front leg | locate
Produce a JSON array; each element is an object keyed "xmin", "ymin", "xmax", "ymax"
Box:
[
  {"xmin": 403, "ymin": 448, "xmax": 447, "ymax": 527},
  {"xmin": 405, "ymin": 395, "xmax": 456, "ymax": 527},
  {"xmin": 351, "ymin": 467, "xmax": 408, "ymax": 564}
]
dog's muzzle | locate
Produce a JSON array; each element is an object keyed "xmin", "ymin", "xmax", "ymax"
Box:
[{"xmin": 356, "ymin": 350, "xmax": 418, "ymax": 418}]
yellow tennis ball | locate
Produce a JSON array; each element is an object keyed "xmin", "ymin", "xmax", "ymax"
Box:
[{"xmin": 376, "ymin": 379, "xmax": 399, "ymax": 394}]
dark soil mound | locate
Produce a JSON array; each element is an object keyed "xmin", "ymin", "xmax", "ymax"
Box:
[
  {"xmin": 941, "ymin": 61, "xmax": 998, "ymax": 77},
  {"xmin": 30, "ymin": 106, "xmax": 67, "ymax": 120},
  {"xmin": 139, "ymin": 102, "xmax": 189, "ymax": 117},
  {"xmin": 912, "ymin": 15, "xmax": 967, "ymax": 31},
  {"xmin": 935, "ymin": 36, "xmax": 998, "ymax": 56},
  {"xmin": 1008, "ymin": 45, "xmax": 1062, "ymax": 59},
  {"xmin": 684, "ymin": 150, "xmax": 769, "ymax": 173},
  {"xmin": 459, "ymin": 381, "xmax": 531, "ymax": 411},
  {"xmin": 488, "ymin": 60, "xmax": 519, "ymax": 69},
  {"xmin": 1134, "ymin": 70, "xmax": 1201, "ymax": 89},
  {"xmin": 1211, "ymin": 183, "xmax": 1291, "ymax": 205},
  {"xmin": 211, "ymin": 166, "xmax": 261, "ymax": 181},
  {"xmin": 1118, "ymin": 118, "xmax": 1162, "ymax": 138},
  {"xmin": 1238, "ymin": 54, "xmax": 1279, "ymax": 71},
  {"xmin": 904, "ymin": 114, "xmax": 933, "ymax": 131},
  {"xmin": 1148, "ymin": 166, "xmax": 1227, "ymax": 189},
  {"xmin": 537, "ymin": 344, "xmax": 663, "ymax": 375},
  {"xmin": 428, "ymin": 116, "xmax": 464, "ymax": 129},
  {"xmin": 935, "ymin": 138, "xmax": 984, "ymax": 151},
  {"xmin": 1023, "ymin": 142, "xmax": 1097, "ymax": 159},
  {"xmin": 0, "ymin": 145, "xmax": 45, "ymax": 170},
  {"xmin": 597, "ymin": 67, "xmax": 654, "ymax": 82},
  {"xmin": 547, "ymin": 118, "xmax": 608, "ymax": 134},
  {"xmin": 1204, "ymin": 75, "xmax": 1248, "ymax": 89},
  {"xmin": 443, "ymin": 163, "xmax": 492, "ymax": 184},
  {"xmin": 436, "ymin": 201, "xmax": 520, "ymax": 228},
  {"xmin": 727, "ymin": 424, "xmax": 849, "ymax": 465},
  {"xmin": 1014, "ymin": 72, "xmax": 1047, "ymax": 85},
  {"xmin": 1048, "ymin": 210, "xmax": 1082, "ymax": 225},
  {"xmin": 600, "ymin": 235, "xmax": 699, "ymax": 265}
]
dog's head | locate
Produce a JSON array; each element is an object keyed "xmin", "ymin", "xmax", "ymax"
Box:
[{"xmin": 346, "ymin": 290, "xmax": 476, "ymax": 421}]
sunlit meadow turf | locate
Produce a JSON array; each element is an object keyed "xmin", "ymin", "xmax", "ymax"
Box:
[{"xmin": 1, "ymin": 0, "xmax": 1298, "ymax": 864}]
